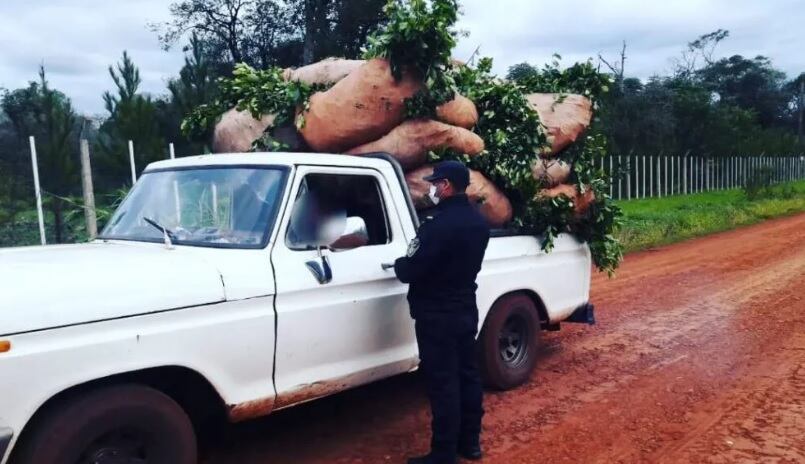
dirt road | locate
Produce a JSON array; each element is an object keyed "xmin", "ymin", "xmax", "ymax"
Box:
[{"xmin": 207, "ymin": 213, "xmax": 805, "ymax": 464}]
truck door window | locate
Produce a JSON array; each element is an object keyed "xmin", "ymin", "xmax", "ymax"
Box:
[{"xmin": 286, "ymin": 173, "xmax": 390, "ymax": 251}]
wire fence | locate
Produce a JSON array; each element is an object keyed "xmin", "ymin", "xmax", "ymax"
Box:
[{"xmin": 601, "ymin": 155, "xmax": 805, "ymax": 200}]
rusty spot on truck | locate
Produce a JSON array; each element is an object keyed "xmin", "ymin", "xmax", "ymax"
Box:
[
  {"xmin": 273, "ymin": 380, "xmax": 348, "ymax": 410},
  {"xmin": 228, "ymin": 396, "xmax": 275, "ymax": 423},
  {"xmin": 273, "ymin": 366, "xmax": 411, "ymax": 411},
  {"xmin": 228, "ymin": 362, "xmax": 418, "ymax": 422}
]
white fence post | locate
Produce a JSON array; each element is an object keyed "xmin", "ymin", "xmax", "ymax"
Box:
[
  {"xmin": 609, "ymin": 156, "xmax": 613, "ymax": 198},
  {"xmin": 640, "ymin": 156, "xmax": 645, "ymax": 198},
  {"xmin": 734, "ymin": 156, "xmax": 737, "ymax": 188},
  {"xmin": 683, "ymin": 155, "xmax": 688, "ymax": 194},
  {"xmin": 618, "ymin": 156, "xmax": 623, "ymax": 200},
  {"xmin": 626, "ymin": 156, "xmax": 631, "ymax": 200},
  {"xmin": 169, "ymin": 143, "xmax": 176, "ymax": 160},
  {"xmin": 718, "ymin": 158, "xmax": 722, "ymax": 190},
  {"xmin": 28, "ymin": 136, "xmax": 47, "ymax": 245},
  {"xmin": 657, "ymin": 156, "xmax": 662, "ymax": 198},
  {"xmin": 731, "ymin": 156, "xmax": 735, "ymax": 188},
  {"xmin": 128, "ymin": 140, "xmax": 137, "ymax": 185}
]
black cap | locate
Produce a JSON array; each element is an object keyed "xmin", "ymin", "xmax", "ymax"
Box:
[{"xmin": 423, "ymin": 160, "xmax": 470, "ymax": 190}]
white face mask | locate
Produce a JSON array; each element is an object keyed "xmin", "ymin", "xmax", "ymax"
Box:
[{"xmin": 428, "ymin": 184, "xmax": 440, "ymax": 206}]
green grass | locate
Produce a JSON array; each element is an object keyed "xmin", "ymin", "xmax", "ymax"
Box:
[{"xmin": 616, "ymin": 180, "xmax": 805, "ymax": 252}]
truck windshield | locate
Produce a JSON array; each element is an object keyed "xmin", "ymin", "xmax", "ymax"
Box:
[{"xmin": 100, "ymin": 167, "xmax": 287, "ymax": 248}]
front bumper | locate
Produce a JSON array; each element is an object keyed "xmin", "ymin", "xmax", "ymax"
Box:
[{"xmin": 0, "ymin": 426, "xmax": 13, "ymax": 462}]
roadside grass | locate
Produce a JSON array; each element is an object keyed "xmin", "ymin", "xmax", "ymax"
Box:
[{"xmin": 616, "ymin": 180, "xmax": 805, "ymax": 252}]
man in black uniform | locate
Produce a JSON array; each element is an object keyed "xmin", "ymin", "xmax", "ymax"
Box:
[{"xmin": 394, "ymin": 160, "xmax": 491, "ymax": 464}]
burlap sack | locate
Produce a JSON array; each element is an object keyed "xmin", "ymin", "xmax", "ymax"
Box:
[
  {"xmin": 436, "ymin": 94, "xmax": 478, "ymax": 129},
  {"xmin": 537, "ymin": 183, "xmax": 596, "ymax": 216},
  {"xmin": 532, "ymin": 158, "xmax": 572, "ymax": 187},
  {"xmin": 212, "ymin": 108, "xmax": 275, "ymax": 153},
  {"xmin": 298, "ymin": 59, "xmax": 422, "ymax": 153},
  {"xmin": 405, "ymin": 165, "xmax": 513, "ymax": 228},
  {"xmin": 405, "ymin": 165, "xmax": 434, "ymax": 210},
  {"xmin": 468, "ymin": 169, "xmax": 513, "ymax": 227},
  {"xmin": 282, "ymin": 58, "xmax": 365, "ymax": 86},
  {"xmin": 347, "ymin": 119, "xmax": 484, "ymax": 171},
  {"xmin": 527, "ymin": 93, "xmax": 592, "ymax": 157}
]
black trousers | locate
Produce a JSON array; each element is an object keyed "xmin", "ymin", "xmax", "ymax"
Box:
[{"xmin": 414, "ymin": 313, "xmax": 484, "ymax": 463}]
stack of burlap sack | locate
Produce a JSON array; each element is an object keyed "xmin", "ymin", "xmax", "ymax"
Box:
[{"xmin": 212, "ymin": 58, "xmax": 595, "ymax": 228}]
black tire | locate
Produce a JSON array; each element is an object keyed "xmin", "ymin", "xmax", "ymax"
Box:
[
  {"xmin": 14, "ymin": 383, "xmax": 197, "ymax": 464},
  {"xmin": 478, "ymin": 293, "xmax": 542, "ymax": 390}
]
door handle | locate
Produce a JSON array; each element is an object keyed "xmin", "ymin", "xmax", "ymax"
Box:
[
  {"xmin": 306, "ymin": 248, "xmax": 333, "ymax": 284},
  {"xmin": 381, "ymin": 262, "xmax": 395, "ymax": 271}
]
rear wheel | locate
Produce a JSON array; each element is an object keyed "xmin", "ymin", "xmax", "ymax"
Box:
[
  {"xmin": 14, "ymin": 384, "xmax": 197, "ymax": 464},
  {"xmin": 478, "ymin": 294, "xmax": 542, "ymax": 390}
]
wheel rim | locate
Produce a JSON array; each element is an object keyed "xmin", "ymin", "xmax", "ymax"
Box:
[
  {"xmin": 78, "ymin": 427, "xmax": 149, "ymax": 464},
  {"xmin": 498, "ymin": 313, "xmax": 530, "ymax": 368}
]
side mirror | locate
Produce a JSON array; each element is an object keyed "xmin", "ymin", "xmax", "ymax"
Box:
[{"xmin": 329, "ymin": 216, "xmax": 369, "ymax": 251}]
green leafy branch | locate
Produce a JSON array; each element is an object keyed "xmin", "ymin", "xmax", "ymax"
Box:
[
  {"xmin": 181, "ymin": 64, "xmax": 328, "ymax": 143},
  {"xmin": 364, "ymin": 0, "xmax": 461, "ymax": 118}
]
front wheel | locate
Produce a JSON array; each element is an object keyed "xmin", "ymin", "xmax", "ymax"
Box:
[
  {"xmin": 478, "ymin": 294, "xmax": 542, "ymax": 390},
  {"xmin": 14, "ymin": 384, "xmax": 197, "ymax": 464}
]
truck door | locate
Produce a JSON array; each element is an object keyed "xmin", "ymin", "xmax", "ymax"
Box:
[{"xmin": 270, "ymin": 166, "xmax": 418, "ymax": 407}]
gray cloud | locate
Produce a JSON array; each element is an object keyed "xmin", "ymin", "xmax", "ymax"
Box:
[
  {"xmin": 1, "ymin": 0, "xmax": 802, "ymax": 115},
  {"xmin": 455, "ymin": 0, "xmax": 804, "ymax": 80},
  {"xmin": 0, "ymin": 0, "xmax": 184, "ymax": 115}
]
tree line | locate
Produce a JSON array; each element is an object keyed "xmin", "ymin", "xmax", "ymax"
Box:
[
  {"xmin": 508, "ymin": 30, "xmax": 804, "ymax": 157},
  {"xmin": 1, "ymin": 1, "xmax": 803, "ymax": 244}
]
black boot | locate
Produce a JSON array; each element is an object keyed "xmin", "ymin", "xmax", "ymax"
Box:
[
  {"xmin": 407, "ymin": 453, "xmax": 456, "ymax": 464},
  {"xmin": 458, "ymin": 443, "xmax": 482, "ymax": 461}
]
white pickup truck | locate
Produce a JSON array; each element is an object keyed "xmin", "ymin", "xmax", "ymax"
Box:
[{"xmin": 0, "ymin": 152, "xmax": 594, "ymax": 464}]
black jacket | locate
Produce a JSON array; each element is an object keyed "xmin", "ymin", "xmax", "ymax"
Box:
[{"xmin": 394, "ymin": 194, "xmax": 490, "ymax": 319}]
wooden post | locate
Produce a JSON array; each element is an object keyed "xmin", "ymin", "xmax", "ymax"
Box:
[
  {"xmin": 28, "ymin": 136, "xmax": 46, "ymax": 245},
  {"xmin": 80, "ymin": 139, "xmax": 98, "ymax": 239},
  {"xmin": 128, "ymin": 140, "xmax": 137, "ymax": 185}
]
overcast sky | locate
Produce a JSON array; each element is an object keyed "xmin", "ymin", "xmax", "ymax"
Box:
[{"xmin": 1, "ymin": 0, "xmax": 802, "ymax": 115}]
